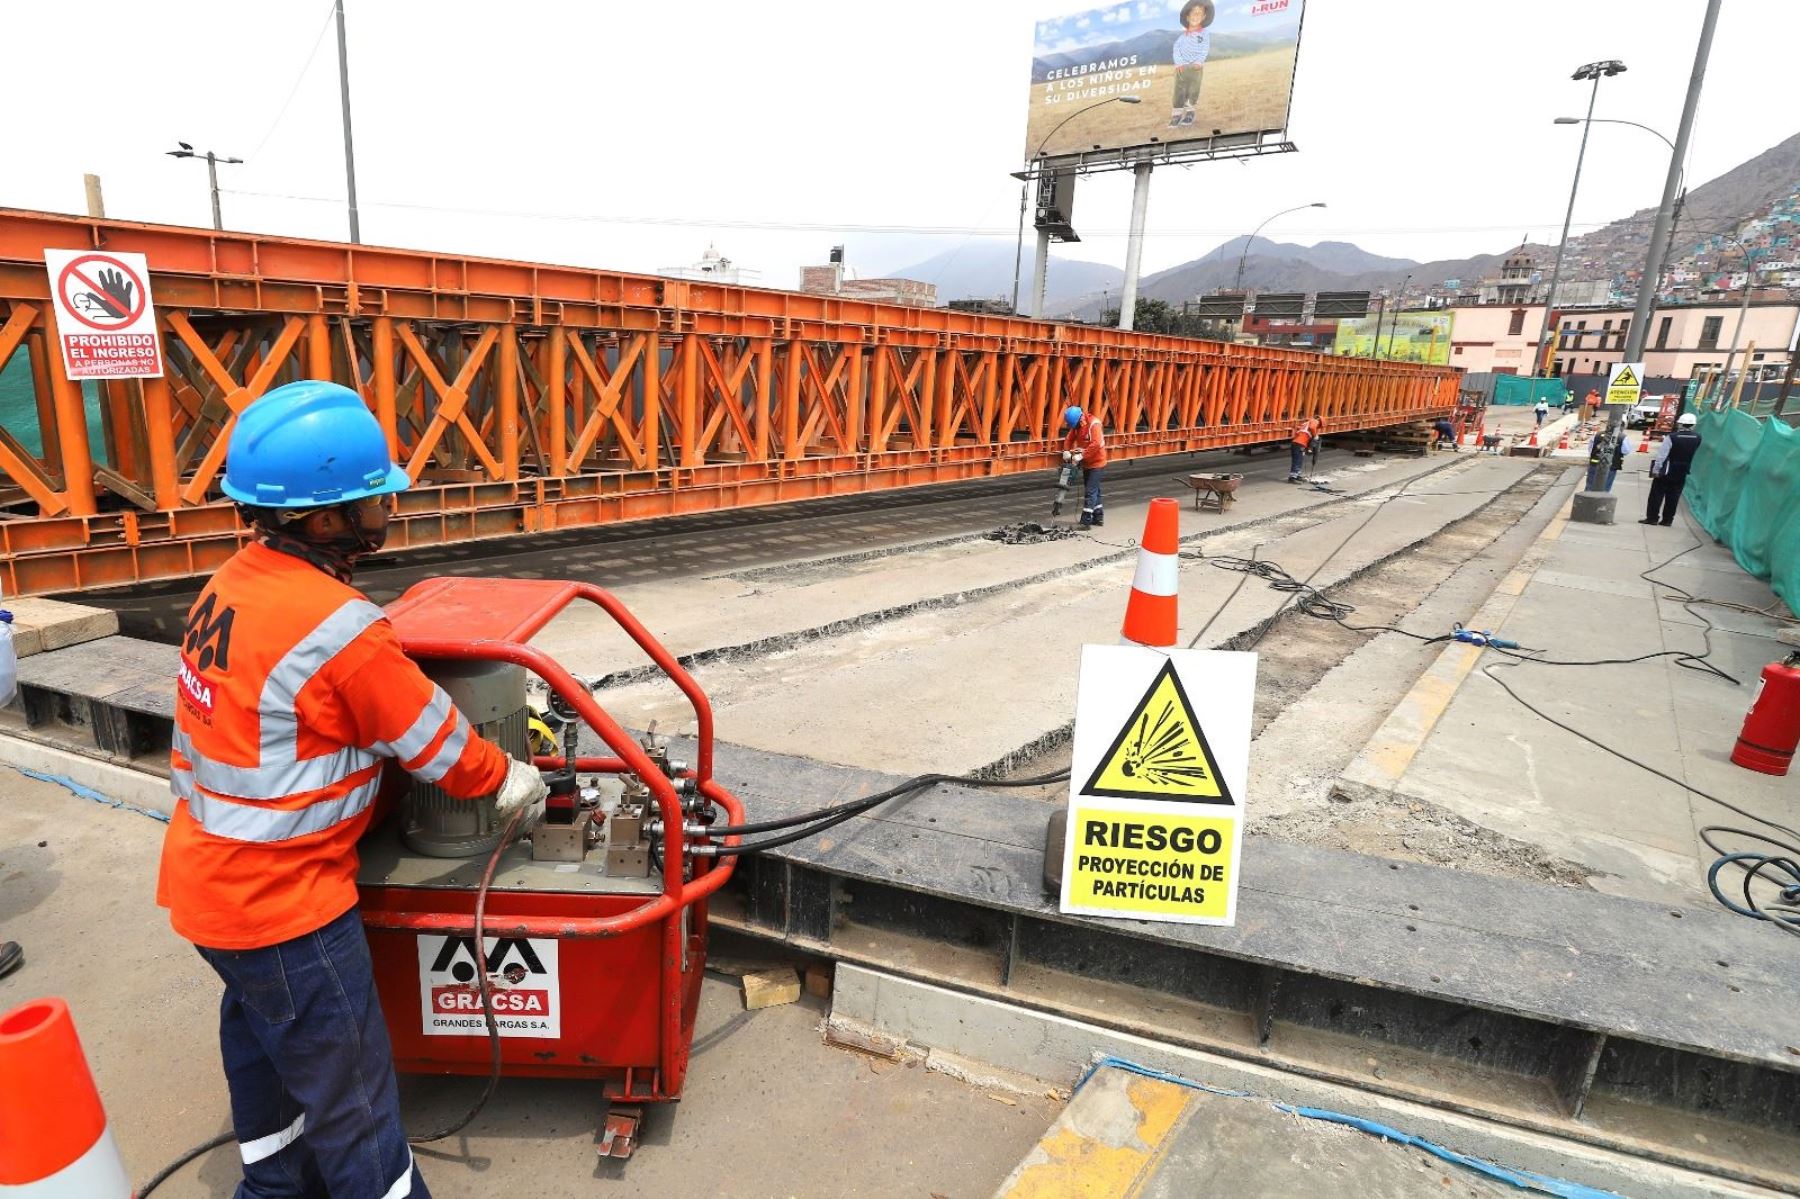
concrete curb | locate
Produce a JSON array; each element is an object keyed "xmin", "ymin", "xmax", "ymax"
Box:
[
  {"xmin": 1334, "ymin": 478, "xmax": 1575, "ymax": 800},
  {"xmin": 0, "ymin": 732, "xmax": 174, "ymax": 818},
  {"xmin": 829, "ymin": 964, "xmax": 1782, "ymax": 1199}
]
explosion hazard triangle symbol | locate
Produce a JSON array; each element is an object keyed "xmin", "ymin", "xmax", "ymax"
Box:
[{"xmin": 1080, "ymin": 659, "xmax": 1235, "ymax": 805}]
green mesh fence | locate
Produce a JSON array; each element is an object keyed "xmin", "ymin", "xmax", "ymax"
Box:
[
  {"xmin": 1686, "ymin": 406, "xmax": 1800, "ymax": 613},
  {"xmin": 1491, "ymin": 375, "xmax": 1568, "ymax": 406}
]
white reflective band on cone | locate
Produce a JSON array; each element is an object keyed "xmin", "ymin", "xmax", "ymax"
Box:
[
  {"xmin": 1131, "ymin": 549, "xmax": 1179, "ymax": 597},
  {"xmin": 0, "ymin": 1128, "xmax": 131, "ymax": 1198},
  {"xmin": 239, "ymin": 1112, "xmax": 306, "ymax": 1164}
]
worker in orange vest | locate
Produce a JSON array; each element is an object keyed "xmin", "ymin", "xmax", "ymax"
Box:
[
  {"xmin": 1288, "ymin": 418, "xmax": 1319, "ymax": 482},
  {"xmin": 157, "ymin": 381, "xmax": 547, "ymax": 1197},
  {"xmin": 1062, "ymin": 405, "xmax": 1109, "ymax": 527}
]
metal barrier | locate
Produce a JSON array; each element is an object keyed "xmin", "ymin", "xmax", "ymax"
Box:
[{"xmin": 0, "ymin": 209, "xmax": 1457, "ymax": 596}]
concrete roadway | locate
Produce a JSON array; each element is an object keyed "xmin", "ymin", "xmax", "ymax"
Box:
[{"xmin": 0, "ymin": 769, "xmax": 1059, "ymax": 1197}]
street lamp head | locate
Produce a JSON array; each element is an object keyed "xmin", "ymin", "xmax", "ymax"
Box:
[
  {"xmin": 1309, "ymin": 202, "xmax": 1326, "ymax": 208},
  {"xmin": 1572, "ymin": 59, "xmax": 1626, "ymax": 80},
  {"xmin": 1117, "ymin": 95, "xmax": 1142, "ymax": 104},
  {"xmin": 1553, "ymin": 117, "xmax": 1581, "ymax": 125},
  {"xmin": 166, "ymin": 147, "xmax": 195, "ymax": 159}
]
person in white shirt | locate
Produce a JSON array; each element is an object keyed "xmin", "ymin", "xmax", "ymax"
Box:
[{"xmin": 1533, "ymin": 398, "xmax": 1549, "ymax": 428}]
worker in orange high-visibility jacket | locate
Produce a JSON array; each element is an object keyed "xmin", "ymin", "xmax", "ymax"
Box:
[
  {"xmin": 157, "ymin": 381, "xmax": 548, "ymax": 1199},
  {"xmin": 1288, "ymin": 418, "xmax": 1319, "ymax": 482},
  {"xmin": 1062, "ymin": 406, "xmax": 1109, "ymax": 527}
]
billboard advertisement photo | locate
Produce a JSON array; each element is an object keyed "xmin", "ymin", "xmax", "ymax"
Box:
[
  {"xmin": 1332, "ymin": 312, "xmax": 1454, "ymax": 366},
  {"xmin": 1025, "ymin": 0, "xmax": 1306, "ymax": 160}
]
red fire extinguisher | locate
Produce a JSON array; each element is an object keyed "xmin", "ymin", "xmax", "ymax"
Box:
[{"xmin": 1732, "ymin": 652, "xmax": 1800, "ymax": 776}]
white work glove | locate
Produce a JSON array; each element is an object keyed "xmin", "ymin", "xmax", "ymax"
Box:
[
  {"xmin": 494, "ymin": 757, "xmax": 548, "ymax": 818},
  {"xmin": 1061, "ymin": 450, "xmax": 1074, "ymax": 463}
]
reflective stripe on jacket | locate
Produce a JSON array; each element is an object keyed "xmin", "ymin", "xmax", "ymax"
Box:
[
  {"xmin": 1062, "ymin": 415, "xmax": 1108, "ymax": 469},
  {"xmin": 1291, "ymin": 422, "xmax": 1315, "ymax": 449},
  {"xmin": 157, "ymin": 541, "xmax": 509, "ymax": 949}
]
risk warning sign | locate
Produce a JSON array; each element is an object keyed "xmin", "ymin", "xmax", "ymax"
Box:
[
  {"xmin": 417, "ymin": 934, "xmax": 561, "ymax": 1039},
  {"xmin": 43, "ymin": 249, "xmax": 164, "ymax": 379},
  {"xmin": 1060, "ymin": 646, "xmax": 1255, "ymax": 926}
]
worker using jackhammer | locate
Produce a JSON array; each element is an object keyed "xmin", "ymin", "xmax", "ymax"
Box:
[
  {"xmin": 1062, "ymin": 405, "xmax": 1108, "ymax": 527},
  {"xmin": 156, "ymin": 381, "xmax": 549, "ymax": 1198},
  {"xmin": 1288, "ymin": 417, "xmax": 1318, "ymax": 482}
]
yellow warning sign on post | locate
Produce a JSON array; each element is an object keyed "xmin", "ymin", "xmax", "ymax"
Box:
[
  {"xmin": 1081, "ymin": 660, "xmax": 1232, "ymax": 803},
  {"xmin": 1605, "ymin": 361, "xmax": 1644, "ymax": 406},
  {"xmin": 1061, "ymin": 647, "xmax": 1255, "ymax": 927}
]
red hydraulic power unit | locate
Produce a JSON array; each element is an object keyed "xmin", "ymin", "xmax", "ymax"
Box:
[
  {"xmin": 354, "ymin": 577, "xmax": 745, "ymax": 1157},
  {"xmin": 1733, "ymin": 652, "xmax": 1800, "ymax": 776}
]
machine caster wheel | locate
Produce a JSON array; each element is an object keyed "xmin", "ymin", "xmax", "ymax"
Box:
[{"xmin": 597, "ymin": 1104, "xmax": 644, "ymax": 1159}]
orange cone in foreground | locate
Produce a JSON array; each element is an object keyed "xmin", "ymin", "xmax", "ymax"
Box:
[
  {"xmin": 1637, "ymin": 437, "xmax": 1650, "ymax": 453},
  {"xmin": 1121, "ymin": 498, "xmax": 1180, "ymax": 648},
  {"xmin": 0, "ymin": 998, "xmax": 131, "ymax": 1196}
]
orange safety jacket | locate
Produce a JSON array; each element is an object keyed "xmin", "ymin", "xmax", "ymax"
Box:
[
  {"xmin": 1063, "ymin": 414, "xmax": 1108, "ymax": 469},
  {"xmin": 157, "ymin": 541, "xmax": 509, "ymax": 950},
  {"xmin": 1291, "ymin": 421, "xmax": 1317, "ymax": 449}
]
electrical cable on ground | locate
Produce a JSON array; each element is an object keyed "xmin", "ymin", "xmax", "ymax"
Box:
[{"xmin": 141, "ymin": 805, "xmax": 526, "ymax": 1195}]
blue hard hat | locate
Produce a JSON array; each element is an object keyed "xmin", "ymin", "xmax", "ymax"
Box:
[
  {"xmin": 222, "ymin": 381, "xmax": 409, "ymax": 508},
  {"xmin": 1064, "ymin": 406, "xmax": 1083, "ymax": 428}
]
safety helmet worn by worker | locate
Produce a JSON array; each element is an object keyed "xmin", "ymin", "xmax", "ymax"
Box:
[
  {"xmin": 223, "ymin": 381, "xmax": 409, "ymax": 509},
  {"xmin": 1065, "ymin": 406, "xmax": 1084, "ymax": 428},
  {"xmin": 1677, "ymin": 412, "xmax": 1698, "ymax": 427}
]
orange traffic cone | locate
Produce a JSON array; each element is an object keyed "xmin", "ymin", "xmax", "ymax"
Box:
[
  {"xmin": 1637, "ymin": 437, "xmax": 1650, "ymax": 453},
  {"xmin": 1121, "ymin": 498, "xmax": 1180, "ymax": 648},
  {"xmin": 0, "ymin": 998, "xmax": 131, "ymax": 1196},
  {"xmin": 1558, "ymin": 433, "xmax": 1570, "ymax": 449},
  {"xmin": 1527, "ymin": 427, "xmax": 1539, "ymax": 447}
]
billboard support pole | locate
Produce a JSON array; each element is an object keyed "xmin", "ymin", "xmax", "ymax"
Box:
[
  {"xmin": 1118, "ymin": 161, "xmax": 1154, "ymax": 331},
  {"xmin": 1029, "ymin": 228, "xmax": 1051, "ymax": 320}
]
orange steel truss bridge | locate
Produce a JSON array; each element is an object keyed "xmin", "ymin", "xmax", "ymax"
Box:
[{"xmin": 0, "ymin": 209, "xmax": 1457, "ymax": 597}]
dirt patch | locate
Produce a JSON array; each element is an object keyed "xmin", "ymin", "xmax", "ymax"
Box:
[{"xmin": 1263, "ymin": 784, "xmax": 1592, "ymax": 887}]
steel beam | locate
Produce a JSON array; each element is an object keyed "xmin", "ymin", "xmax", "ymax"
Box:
[{"xmin": 0, "ymin": 209, "xmax": 1458, "ymax": 596}]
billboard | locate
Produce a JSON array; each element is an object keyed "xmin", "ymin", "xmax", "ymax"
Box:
[
  {"xmin": 1026, "ymin": 0, "xmax": 1306, "ymax": 160},
  {"xmin": 1332, "ymin": 312, "xmax": 1454, "ymax": 366}
]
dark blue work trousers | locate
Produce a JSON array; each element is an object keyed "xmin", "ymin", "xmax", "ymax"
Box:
[
  {"xmin": 1082, "ymin": 466, "xmax": 1104, "ymax": 524},
  {"xmin": 196, "ymin": 906, "xmax": 428, "ymax": 1199}
]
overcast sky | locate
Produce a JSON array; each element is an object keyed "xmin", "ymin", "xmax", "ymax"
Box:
[{"xmin": 6, "ymin": 1, "xmax": 1794, "ymax": 288}]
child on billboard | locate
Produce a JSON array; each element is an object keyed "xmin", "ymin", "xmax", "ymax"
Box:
[{"xmin": 1169, "ymin": 1, "xmax": 1215, "ymax": 128}]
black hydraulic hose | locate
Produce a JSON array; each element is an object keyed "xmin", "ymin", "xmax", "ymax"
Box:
[
  {"xmin": 705, "ymin": 768, "xmax": 1072, "ymax": 838},
  {"xmin": 142, "ymin": 806, "xmax": 526, "ymax": 1195},
  {"xmin": 406, "ymin": 803, "xmax": 523, "ymax": 1145}
]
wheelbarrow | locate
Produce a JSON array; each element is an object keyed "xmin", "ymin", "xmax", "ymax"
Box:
[{"xmin": 1182, "ymin": 473, "xmax": 1241, "ymax": 513}]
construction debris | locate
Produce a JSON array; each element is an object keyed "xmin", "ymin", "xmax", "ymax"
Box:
[{"xmin": 984, "ymin": 522, "xmax": 1082, "ymax": 545}]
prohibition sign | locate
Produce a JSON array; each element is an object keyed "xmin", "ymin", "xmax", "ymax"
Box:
[{"xmin": 56, "ymin": 253, "xmax": 149, "ymax": 331}]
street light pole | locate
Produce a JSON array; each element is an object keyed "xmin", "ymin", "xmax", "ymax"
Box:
[
  {"xmin": 1016, "ymin": 94, "xmax": 1141, "ymax": 318},
  {"xmin": 1532, "ymin": 59, "xmax": 1624, "ymax": 379},
  {"xmin": 166, "ymin": 144, "xmax": 243, "ymax": 231},
  {"xmin": 335, "ymin": 0, "xmax": 362, "ymax": 243},
  {"xmin": 1623, "ymin": 0, "xmax": 1721, "ymax": 367},
  {"xmin": 1378, "ymin": 274, "xmax": 1412, "ymax": 359},
  {"xmin": 1234, "ymin": 202, "xmax": 1326, "ymax": 293}
]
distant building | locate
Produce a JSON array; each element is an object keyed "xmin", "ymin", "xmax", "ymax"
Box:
[
  {"xmin": 1240, "ymin": 312, "xmax": 1338, "ymax": 349},
  {"xmin": 1445, "ymin": 303, "xmax": 1547, "ymax": 375},
  {"xmin": 1552, "ymin": 298, "xmax": 1799, "ymax": 381},
  {"xmin": 798, "ymin": 246, "xmax": 937, "ymax": 308},
  {"xmin": 660, "ymin": 244, "xmax": 757, "ymax": 285},
  {"xmin": 947, "ymin": 298, "xmax": 1015, "ymax": 316}
]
